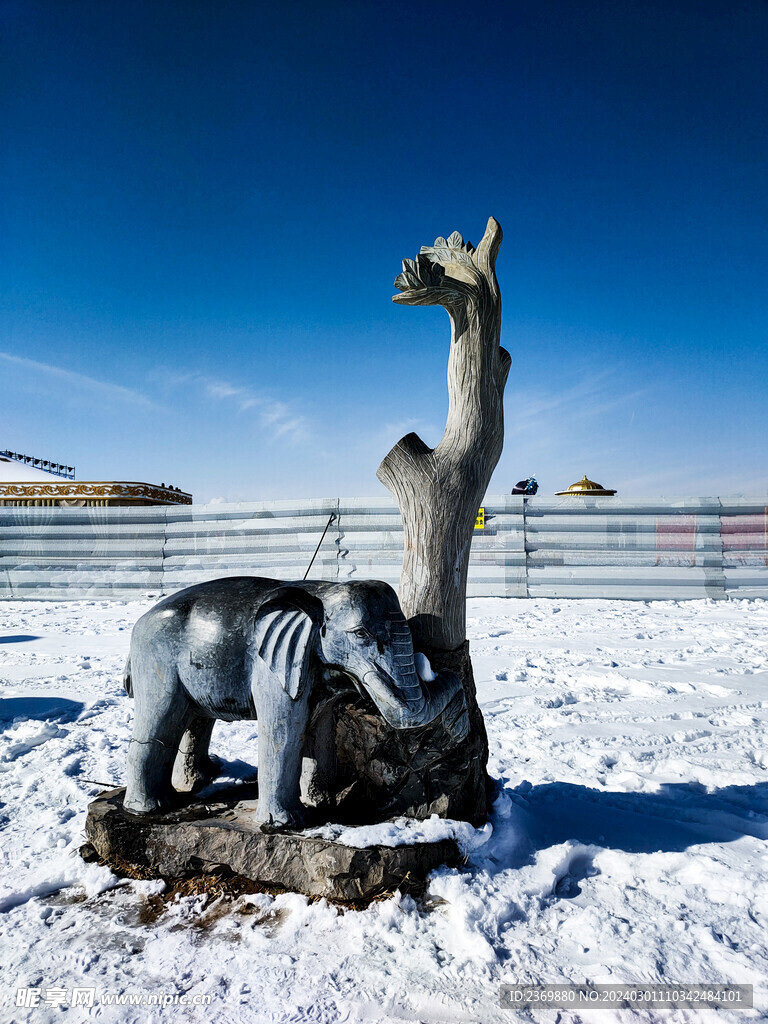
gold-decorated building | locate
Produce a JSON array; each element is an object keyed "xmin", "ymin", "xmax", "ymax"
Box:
[{"xmin": 0, "ymin": 450, "xmax": 192, "ymax": 507}]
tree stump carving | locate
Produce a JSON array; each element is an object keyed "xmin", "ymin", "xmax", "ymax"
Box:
[{"xmin": 333, "ymin": 218, "xmax": 510, "ymax": 826}]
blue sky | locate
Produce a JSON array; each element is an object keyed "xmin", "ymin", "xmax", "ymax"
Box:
[{"xmin": 1, "ymin": 0, "xmax": 766, "ymax": 501}]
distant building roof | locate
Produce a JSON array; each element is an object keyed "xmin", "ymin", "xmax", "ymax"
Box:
[
  {"xmin": 0, "ymin": 454, "xmax": 67, "ymax": 482},
  {"xmin": 556, "ymin": 474, "xmax": 617, "ymax": 496},
  {"xmin": 0, "ymin": 479, "xmax": 193, "ymax": 506},
  {"xmin": 0, "ymin": 449, "xmax": 191, "ymax": 506}
]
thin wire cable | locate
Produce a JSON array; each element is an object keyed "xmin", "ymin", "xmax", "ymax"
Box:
[{"xmin": 303, "ymin": 513, "xmax": 335, "ymax": 580}]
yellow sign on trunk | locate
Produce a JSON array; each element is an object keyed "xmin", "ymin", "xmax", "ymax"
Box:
[{"xmin": 475, "ymin": 508, "xmax": 485, "ymax": 530}]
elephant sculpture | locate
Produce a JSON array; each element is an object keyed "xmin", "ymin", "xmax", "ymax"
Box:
[{"xmin": 122, "ymin": 577, "xmax": 469, "ymax": 825}]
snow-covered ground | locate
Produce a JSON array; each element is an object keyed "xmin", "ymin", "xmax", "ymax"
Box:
[{"xmin": 1, "ymin": 597, "xmax": 767, "ymax": 1023}]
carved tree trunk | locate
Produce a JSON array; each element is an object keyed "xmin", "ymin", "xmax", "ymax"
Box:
[
  {"xmin": 378, "ymin": 217, "xmax": 511, "ymax": 651},
  {"xmin": 330, "ymin": 219, "xmax": 510, "ymax": 827}
]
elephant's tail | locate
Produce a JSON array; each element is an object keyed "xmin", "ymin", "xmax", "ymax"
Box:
[{"xmin": 123, "ymin": 656, "xmax": 133, "ymax": 698}]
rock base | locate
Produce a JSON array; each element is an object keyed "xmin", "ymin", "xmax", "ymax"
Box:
[{"xmin": 84, "ymin": 787, "xmax": 462, "ymax": 903}]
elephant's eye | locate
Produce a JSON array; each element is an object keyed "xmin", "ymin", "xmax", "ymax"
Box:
[{"xmin": 350, "ymin": 627, "xmax": 372, "ymax": 642}]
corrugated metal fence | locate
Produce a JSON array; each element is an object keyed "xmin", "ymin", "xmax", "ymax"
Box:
[{"xmin": 0, "ymin": 495, "xmax": 766, "ymax": 600}]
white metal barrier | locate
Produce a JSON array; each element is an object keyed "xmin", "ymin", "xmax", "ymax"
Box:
[{"xmin": 0, "ymin": 495, "xmax": 765, "ymax": 600}]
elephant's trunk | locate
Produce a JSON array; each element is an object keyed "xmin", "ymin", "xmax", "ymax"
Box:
[{"xmin": 361, "ymin": 619, "xmax": 468, "ymax": 737}]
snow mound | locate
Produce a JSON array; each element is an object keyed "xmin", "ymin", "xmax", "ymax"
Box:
[{"xmin": 305, "ymin": 814, "xmax": 493, "ymax": 854}]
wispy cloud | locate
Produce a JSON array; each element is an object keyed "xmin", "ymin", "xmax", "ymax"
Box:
[
  {"xmin": 174, "ymin": 372, "xmax": 309, "ymax": 442},
  {"xmin": 0, "ymin": 351, "xmax": 154, "ymax": 407},
  {"xmin": 505, "ymin": 369, "xmax": 649, "ymax": 435},
  {"xmin": 489, "ymin": 367, "xmax": 662, "ymax": 492}
]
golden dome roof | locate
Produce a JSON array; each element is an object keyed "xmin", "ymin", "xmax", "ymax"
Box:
[{"xmin": 555, "ymin": 474, "xmax": 617, "ymax": 496}]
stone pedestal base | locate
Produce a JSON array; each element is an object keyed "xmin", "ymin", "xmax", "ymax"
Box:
[{"xmin": 83, "ymin": 788, "xmax": 462, "ymax": 903}]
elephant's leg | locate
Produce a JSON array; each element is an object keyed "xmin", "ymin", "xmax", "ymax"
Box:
[
  {"xmin": 124, "ymin": 649, "xmax": 191, "ymax": 814},
  {"xmin": 255, "ymin": 687, "xmax": 311, "ymax": 827},
  {"xmin": 171, "ymin": 716, "xmax": 217, "ymax": 793},
  {"xmin": 300, "ymin": 701, "xmax": 337, "ymax": 810}
]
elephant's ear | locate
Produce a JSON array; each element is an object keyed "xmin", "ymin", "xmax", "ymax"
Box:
[{"xmin": 252, "ymin": 604, "xmax": 317, "ymax": 701}]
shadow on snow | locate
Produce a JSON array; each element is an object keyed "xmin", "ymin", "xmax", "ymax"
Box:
[
  {"xmin": 0, "ymin": 697, "xmax": 85, "ymax": 722},
  {"xmin": 481, "ymin": 778, "xmax": 768, "ymax": 877}
]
